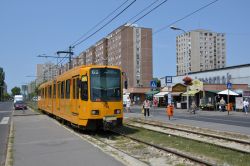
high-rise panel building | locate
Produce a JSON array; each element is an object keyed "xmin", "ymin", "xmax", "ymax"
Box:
[
  {"xmin": 36, "ymin": 62, "xmax": 58, "ymax": 85},
  {"xmin": 176, "ymin": 29, "xmax": 226, "ymax": 76},
  {"xmin": 35, "ymin": 24, "xmax": 153, "ymax": 101},
  {"xmin": 78, "ymin": 24, "xmax": 153, "ymax": 88}
]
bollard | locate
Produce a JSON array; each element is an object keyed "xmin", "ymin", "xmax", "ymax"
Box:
[{"xmin": 166, "ymin": 105, "xmax": 174, "ymax": 120}]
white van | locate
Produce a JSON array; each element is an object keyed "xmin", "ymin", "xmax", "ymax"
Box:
[{"xmin": 14, "ymin": 95, "xmax": 23, "ymax": 103}]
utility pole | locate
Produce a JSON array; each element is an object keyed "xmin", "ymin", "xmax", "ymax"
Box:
[{"xmin": 57, "ymin": 46, "xmax": 74, "ymax": 69}]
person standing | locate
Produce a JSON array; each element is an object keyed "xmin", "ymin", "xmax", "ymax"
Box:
[
  {"xmin": 219, "ymin": 97, "xmax": 226, "ymax": 112},
  {"xmin": 191, "ymin": 101, "xmax": 197, "ymax": 114},
  {"xmin": 153, "ymin": 97, "xmax": 158, "ymax": 107},
  {"xmin": 243, "ymin": 99, "xmax": 249, "ymax": 115},
  {"xmin": 126, "ymin": 97, "xmax": 131, "ymax": 113},
  {"xmin": 143, "ymin": 99, "xmax": 151, "ymax": 117}
]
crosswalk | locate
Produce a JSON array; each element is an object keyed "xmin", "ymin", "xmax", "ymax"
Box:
[{"xmin": 0, "ymin": 117, "xmax": 10, "ymax": 125}]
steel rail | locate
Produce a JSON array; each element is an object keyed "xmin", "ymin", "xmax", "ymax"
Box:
[
  {"xmin": 126, "ymin": 119, "xmax": 250, "ymax": 154},
  {"xmin": 110, "ymin": 129, "xmax": 215, "ymax": 166},
  {"xmin": 128, "ymin": 119, "xmax": 250, "ymax": 145}
]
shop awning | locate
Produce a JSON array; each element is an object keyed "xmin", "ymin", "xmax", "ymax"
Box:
[
  {"xmin": 171, "ymin": 92, "xmax": 182, "ymax": 96},
  {"xmin": 182, "ymin": 90, "xmax": 199, "ymax": 96},
  {"xmin": 218, "ymin": 89, "xmax": 239, "ymax": 96},
  {"xmin": 206, "ymin": 90, "xmax": 220, "ymax": 93},
  {"xmin": 154, "ymin": 91, "xmax": 169, "ymax": 98},
  {"xmin": 145, "ymin": 90, "xmax": 160, "ymax": 95}
]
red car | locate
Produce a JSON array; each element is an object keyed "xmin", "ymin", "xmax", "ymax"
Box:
[{"xmin": 14, "ymin": 101, "xmax": 27, "ymax": 110}]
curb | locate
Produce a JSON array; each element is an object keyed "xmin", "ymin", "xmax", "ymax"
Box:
[{"xmin": 4, "ymin": 119, "xmax": 14, "ymax": 166}]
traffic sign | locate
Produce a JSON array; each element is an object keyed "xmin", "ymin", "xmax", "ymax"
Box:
[
  {"xmin": 227, "ymin": 82, "xmax": 232, "ymax": 89},
  {"xmin": 150, "ymin": 80, "xmax": 157, "ymax": 88},
  {"xmin": 165, "ymin": 76, "xmax": 172, "ymax": 84}
]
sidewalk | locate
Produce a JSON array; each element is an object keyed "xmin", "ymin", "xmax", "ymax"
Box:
[{"xmin": 11, "ymin": 109, "xmax": 124, "ymax": 166}]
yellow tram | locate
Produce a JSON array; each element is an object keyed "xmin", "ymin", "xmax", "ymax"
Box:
[{"xmin": 38, "ymin": 65, "xmax": 123, "ymax": 130}]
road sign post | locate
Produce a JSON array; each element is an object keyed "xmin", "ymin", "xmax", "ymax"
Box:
[
  {"xmin": 150, "ymin": 80, "xmax": 157, "ymax": 89},
  {"xmin": 226, "ymin": 82, "xmax": 232, "ymax": 115}
]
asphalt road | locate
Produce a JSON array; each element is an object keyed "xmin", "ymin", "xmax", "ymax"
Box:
[
  {"xmin": 0, "ymin": 102, "xmax": 13, "ymax": 166},
  {"xmin": 129, "ymin": 106, "xmax": 250, "ymax": 128}
]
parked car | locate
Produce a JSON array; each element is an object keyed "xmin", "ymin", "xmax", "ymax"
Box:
[{"xmin": 14, "ymin": 101, "xmax": 27, "ymax": 110}]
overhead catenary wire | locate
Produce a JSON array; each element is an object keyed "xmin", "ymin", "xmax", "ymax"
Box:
[
  {"xmin": 154, "ymin": 0, "xmax": 219, "ymax": 34},
  {"xmin": 109, "ymin": 0, "xmax": 169, "ymax": 36},
  {"xmin": 116, "ymin": 0, "xmax": 220, "ymax": 54},
  {"xmin": 74, "ymin": 0, "xmax": 170, "ymax": 54},
  {"xmin": 93, "ymin": 0, "xmax": 220, "ymax": 70},
  {"xmin": 73, "ymin": 0, "xmax": 137, "ymax": 47},
  {"xmin": 130, "ymin": 0, "xmax": 169, "ymax": 25},
  {"xmin": 126, "ymin": 0, "xmax": 162, "ymax": 23},
  {"xmin": 41, "ymin": 0, "xmax": 168, "ymax": 68},
  {"xmin": 44, "ymin": 0, "xmax": 134, "ymax": 69},
  {"xmin": 38, "ymin": 0, "xmax": 219, "ymax": 80},
  {"xmin": 71, "ymin": 0, "xmax": 131, "ymax": 47}
]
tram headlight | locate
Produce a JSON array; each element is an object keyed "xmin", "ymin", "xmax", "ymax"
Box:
[
  {"xmin": 114, "ymin": 109, "xmax": 121, "ymax": 114},
  {"xmin": 91, "ymin": 110, "xmax": 99, "ymax": 115}
]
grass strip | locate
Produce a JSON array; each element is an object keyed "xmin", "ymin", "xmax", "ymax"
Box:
[{"xmin": 122, "ymin": 125, "xmax": 250, "ymax": 166}]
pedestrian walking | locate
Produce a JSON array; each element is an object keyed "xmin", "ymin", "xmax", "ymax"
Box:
[
  {"xmin": 143, "ymin": 98, "xmax": 151, "ymax": 117},
  {"xmin": 243, "ymin": 99, "xmax": 249, "ymax": 115},
  {"xmin": 126, "ymin": 97, "xmax": 131, "ymax": 113}
]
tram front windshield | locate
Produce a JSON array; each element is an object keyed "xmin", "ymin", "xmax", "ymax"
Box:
[{"xmin": 90, "ymin": 68, "xmax": 121, "ymax": 102}]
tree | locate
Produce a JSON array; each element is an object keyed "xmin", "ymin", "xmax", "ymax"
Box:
[
  {"xmin": 11, "ymin": 87, "xmax": 21, "ymax": 96},
  {"xmin": 182, "ymin": 76, "xmax": 193, "ymax": 86},
  {"xmin": 0, "ymin": 67, "xmax": 5, "ymax": 101},
  {"xmin": 153, "ymin": 78, "xmax": 161, "ymax": 88},
  {"xmin": 3, "ymin": 93, "xmax": 11, "ymax": 101}
]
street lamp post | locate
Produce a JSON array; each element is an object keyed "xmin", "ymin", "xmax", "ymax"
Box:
[
  {"xmin": 170, "ymin": 26, "xmax": 187, "ymax": 34},
  {"xmin": 170, "ymin": 25, "xmax": 190, "ymax": 111}
]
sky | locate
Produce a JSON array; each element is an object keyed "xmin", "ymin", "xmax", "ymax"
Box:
[{"xmin": 0, "ymin": 0, "xmax": 250, "ymax": 92}]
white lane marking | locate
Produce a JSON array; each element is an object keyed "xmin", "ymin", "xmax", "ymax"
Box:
[{"xmin": 0, "ymin": 117, "xmax": 10, "ymax": 124}]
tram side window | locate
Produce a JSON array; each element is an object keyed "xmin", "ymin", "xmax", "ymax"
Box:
[
  {"xmin": 57, "ymin": 83, "xmax": 60, "ymax": 98},
  {"xmin": 76, "ymin": 78, "xmax": 79, "ymax": 99},
  {"xmin": 42, "ymin": 88, "xmax": 44, "ymax": 99},
  {"xmin": 53, "ymin": 83, "xmax": 56, "ymax": 98},
  {"xmin": 66, "ymin": 79, "xmax": 70, "ymax": 99},
  {"xmin": 73, "ymin": 79, "xmax": 76, "ymax": 99},
  {"xmin": 73, "ymin": 78, "xmax": 79, "ymax": 99},
  {"xmin": 45, "ymin": 87, "xmax": 47, "ymax": 99},
  {"xmin": 61, "ymin": 81, "xmax": 65, "ymax": 99},
  {"xmin": 48, "ymin": 85, "xmax": 52, "ymax": 98},
  {"xmin": 81, "ymin": 76, "xmax": 88, "ymax": 101}
]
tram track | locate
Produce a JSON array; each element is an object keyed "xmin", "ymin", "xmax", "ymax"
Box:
[
  {"xmin": 51, "ymin": 116, "xmax": 213, "ymax": 165},
  {"xmin": 44, "ymin": 112, "xmax": 250, "ymax": 165},
  {"xmin": 110, "ymin": 128, "xmax": 215, "ymax": 166},
  {"xmin": 126, "ymin": 118, "xmax": 250, "ymax": 154}
]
